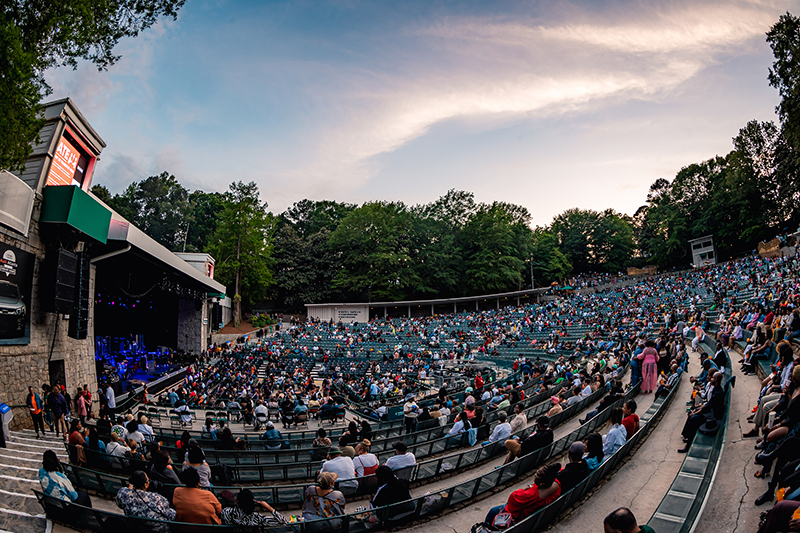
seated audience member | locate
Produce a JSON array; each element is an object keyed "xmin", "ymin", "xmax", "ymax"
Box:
[
  {"xmin": 173, "ymin": 467, "xmax": 222, "ymax": 524},
  {"xmin": 39, "ymin": 450, "xmax": 92, "ymax": 507},
  {"xmin": 260, "ymin": 421, "xmax": 284, "ymax": 450},
  {"xmin": 483, "ymin": 410, "xmax": 512, "ymax": 446},
  {"xmin": 557, "ymin": 441, "xmax": 589, "ymax": 492},
  {"xmin": 353, "ymin": 439, "xmax": 379, "ymax": 477},
  {"xmin": 320, "ymin": 446, "xmax": 358, "ymax": 491},
  {"xmin": 585, "ymin": 433, "xmax": 605, "ymax": 471},
  {"xmin": 580, "ymin": 381, "xmax": 624, "ymax": 424},
  {"xmin": 509, "ymin": 403, "xmax": 528, "ymax": 433},
  {"xmin": 221, "ymin": 488, "xmax": 287, "ymax": 527},
  {"xmin": 483, "ymin": 463, "xmax": 562, "ymax": 525},
  {"xmin": 384, "ymin": 441, "xmax": 416, "ymax": 472},
  {"xmin": 302, "ymin": 472, "xmax": 346, "ymax": 525},
  {"xmin": 655, "ymin": 363, "xmax": 680, "ymax": 398},
  {"xmin": 602, "ymin": 408, "xmax": 627, "ymax": 457},
  {"xmin": 115, "ymin": 471, "xmax": 175, "ymax": 531},
  {"xmin": 678, "ymin": 372, "xmax": 724, "ymax": 453},
  {"xmin": 504, "ymin": 415, "xmax": 553, "ymax": 464},
  {"xmin": 371, "ymin": 465, "xmax": 412, "ymax": 509},
  {"xmin": 603, "ymin": 507, "xmax": 655, "ymax": 533},
  {"xmin": 621, "ymin": 400, "xmax": 639, "ymax": 440},
  {"xmin": 149, "ymin": 449, "xmax": 181, "ymax": 501},
  {"xmin": 106, "ymin": 432, "xmax": 130, "ymax": 458},
  {"xmin": 182, "ymin": 445, "xmax": 212, "ymax": 487}
]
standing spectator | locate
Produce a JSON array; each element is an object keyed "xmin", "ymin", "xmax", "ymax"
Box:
[
  {"xmin": 26, "ymin": 386, "xmax": 45, "ymax": 438},
  {"xmin": 75, "ymin": 388, "xmax": 87, "ymax": 425},
  {"xmin": 106, "ymin": 383, "xmax": 116, "ymax": 416},
  {"xmin": 638, "ymin": 341, "xmax": 660, "ymax": 393},
  {"xmin": 403, "ymin": 394, "xmax": 419, "ymax": 434},
  {"xmin": 50, "ymin": 386, "xmax": 69, "ymax": 441}
]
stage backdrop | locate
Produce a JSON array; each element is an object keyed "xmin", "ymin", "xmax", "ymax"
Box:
[{"xmin": 0, "ymin": 243, "xmax": 34, "ymax": 345}]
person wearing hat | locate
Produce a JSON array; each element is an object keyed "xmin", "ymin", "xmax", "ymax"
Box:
[
  {"xmin": 547, "ymin": 396, "xmax": 563, "ymax": 418},
  {"xmin": 403, "ymin": 394, "xmax": 419, "ymax": 434},
  {"xmin": 503, "ymin": 415, "xmax": 553, "ymax": 464},
  {"xmin": 384, "ymin": 441, "xmax": 416, "ymax": 471},
  {"xmin": 320, "ymin": 446, "xmax": 358, "ymax": 491},
  {"xmin": 556, "ymin": 441, "xmax": 589, "ymax": 492},
  {"xmin": 260, "ymin": 421, "xmax": 284, "ymax": 450}
]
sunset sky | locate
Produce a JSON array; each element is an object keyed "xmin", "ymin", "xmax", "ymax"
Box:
[{"xmin": 47, "ymin": 0, "xmax": 791, "ymax": 226}]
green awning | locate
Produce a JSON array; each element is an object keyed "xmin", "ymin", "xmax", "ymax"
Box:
[{"xmin": 40, "ymin": 185, "xmax": 112, "ymax": 243}]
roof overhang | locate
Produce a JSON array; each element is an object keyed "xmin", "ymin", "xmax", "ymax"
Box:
[{"xmin": 106, "ymin": 217, "xmax": 226, "ymax": 294}]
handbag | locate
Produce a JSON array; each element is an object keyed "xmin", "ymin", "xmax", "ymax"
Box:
[{"xmin": 492, "ymin": 512, "xmax": 514, "ymax": 529}]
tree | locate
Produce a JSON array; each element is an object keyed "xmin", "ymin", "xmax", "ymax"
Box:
[
  {"xmin": 0, "ymin": 0, "xmax": 185, "ymax": 170},
  {"xmin": 185, "ymin": 190, "xmax": 224, "ymax": 253},
  {"xmin": 768, "ymin": 12, "xmax": 800, "ymax": 158},
  {"xmin": 530, "ymin": 228, "xmax": 571, "ymax": 285},
  {"xmin": 328, "ymin": 202, "xmax": 420, "ymax": 301},
  {"xmin": 122, "ymin": 172, "xmax": 190, "ymax": 250},
  {"xmin": 207, "ymin": 182, "xmax": 273, "ymax": 326},
  {"xmin": 460, "ymin": 202, "xmax": 532, "ymax": 293}
]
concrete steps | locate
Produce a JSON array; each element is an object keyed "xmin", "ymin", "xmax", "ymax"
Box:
[{"xmin": 0, "ymin": 431, "xmax": 66, "ymax": 533}]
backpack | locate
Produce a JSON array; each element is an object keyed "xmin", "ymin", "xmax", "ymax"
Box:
[{"xmin": 211, "ymin": 462, "xmax": 234, "ymax": 486}]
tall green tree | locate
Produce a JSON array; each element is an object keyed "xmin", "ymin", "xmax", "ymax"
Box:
[
  {"xmin": 328, "ymin": 201, "xmax": 420, "ymax": 301},
  {"xmin": 460, "ymin": 202, "xmax": 532, "ymax": 293},
  {"xmin": 207, "ymin": 181, "xmax": 274, "ymax": 325},
  {"xmin": 121, "ymin": 172, "xmax": 190, "ymax": 251},
  {"xmin": 185, "ymin": 190, "xmax": 225, "ymax": 253},
  {"xmin": 0, "ymin": 0, "xmax": 185, "ymax": 170},
  {"xmin": 530, "ymin": 228, "xmax": 571, "ymax": 285}
]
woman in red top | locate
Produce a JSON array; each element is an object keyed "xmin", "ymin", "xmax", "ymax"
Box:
[{"xmin": 484, "ymin": 463, "xmax": 562, "ymax": 525}]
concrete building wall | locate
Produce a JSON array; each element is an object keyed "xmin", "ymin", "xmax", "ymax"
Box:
[
  {"xmin": 176, "ymin": 298, "xmax": 208, "ymax": 354},
  {"xmin": 307, "ymin": 304, "xmax": 369, "ymax": 323},
  {"xmin": 0, "ymin": 202, "xmax": 96, "ymax": 430}
]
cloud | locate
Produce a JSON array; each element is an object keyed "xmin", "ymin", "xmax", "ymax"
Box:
[{"xmin": 255, "ymin": 0, "xmax": 780, "ymax": 208}]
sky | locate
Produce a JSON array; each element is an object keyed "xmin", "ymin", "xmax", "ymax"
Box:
[{"xmin": 46, "ymin": 0, "xmax": 793, "ymax": 227}]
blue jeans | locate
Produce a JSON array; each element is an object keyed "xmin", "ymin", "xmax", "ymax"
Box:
[{"xmin": 485, "ymin": 504, "xmax": 506, "ymax": 525}]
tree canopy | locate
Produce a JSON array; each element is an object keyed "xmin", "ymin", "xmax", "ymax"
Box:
[{"xmin": 0, "ymin": 0, "xmax": 185, "ymax": 171}]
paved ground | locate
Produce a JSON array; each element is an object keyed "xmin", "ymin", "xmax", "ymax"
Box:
[{"xmin": 695, "ymin": 346, "xmax": 764, "ymax": 533}]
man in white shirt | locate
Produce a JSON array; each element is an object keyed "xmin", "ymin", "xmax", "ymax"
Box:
[
  {"xmin": 320, "ymin": 447, "xmax": 358, "ymax": 490},
  {"xmin": 580, "ymin": 378, "xmax": 593, "ymax": 398},
  {"xmin": 403, "ymin": 394, "xmax": 418, "ymax": 434},
  {"xmin": 483, "ymin": 411, "xmax": 512, "ymax": 445},
  {"xmin": 106, "ymin": 385, "xmax": 116, "ymax": 415},
  {"xmin": 384, "ymin": 441, "xmax": 416, "ymax": 472},
  {"xmin": 106, "ymin": 432, "xmax": 130, "ymax": 457}
]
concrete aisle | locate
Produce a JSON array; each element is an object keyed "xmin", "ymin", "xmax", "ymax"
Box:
[
  {"xmin": 551, "ymin": 354, "xmax": 696, "ymax": 532},
  {"xmin": 695, "ymin": 351, "xmax": 764, "ymax": 533}
]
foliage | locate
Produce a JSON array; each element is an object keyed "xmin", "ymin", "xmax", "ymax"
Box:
[
  {"xmin": 206, "ymin": 181, "xmax": 274, "ymax": 325},
  {"xmin": 249, "ymin": 313, "xmax": 276, "ymax": 328},
  {"xmin": 550, "ymin": 208, "xmax": 634, "ymax": 273},
  {"xmin": 0, "ymin": 0, "xmax": 185, "ymax": 170}
]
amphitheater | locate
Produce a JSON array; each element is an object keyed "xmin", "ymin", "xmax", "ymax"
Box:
[{"xmin": 2, "ymin": 250, "xmax": 798, "ymax": 533}]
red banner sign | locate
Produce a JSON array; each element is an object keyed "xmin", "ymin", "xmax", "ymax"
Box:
[{"xmin": 47, "ymin": 137, "xmax": 81, "ymax": 186}]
